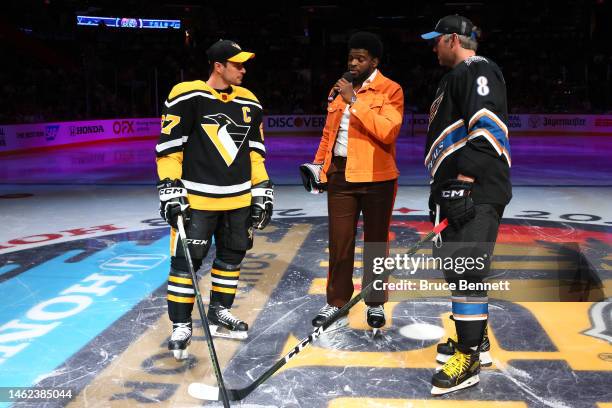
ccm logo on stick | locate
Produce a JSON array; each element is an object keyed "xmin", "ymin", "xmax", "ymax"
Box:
[{"xmin": 186, "ymin": 239, "xmax": 208, "ymax": 246}]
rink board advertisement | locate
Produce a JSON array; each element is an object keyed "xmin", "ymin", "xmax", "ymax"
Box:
[
  {"xmin": 1, "ymin": 114, "xmax": 611, "ymax": 153},
  {"xmin": 0, "ymin": 118, "xmax": 160, "ymax": 153},
  {"xmin": 0, "ymin": 196, "xmax": 610, "ymax": 407}
]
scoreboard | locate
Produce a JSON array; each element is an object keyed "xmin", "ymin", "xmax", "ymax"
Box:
[{"xmin": 76, "ymin": 16, "xmax": 181, "ymax": 29}]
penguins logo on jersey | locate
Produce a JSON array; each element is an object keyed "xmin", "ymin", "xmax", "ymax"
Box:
[{"xmin": 201, "ymin": 113, "xmax": 251, "ymax": 166}]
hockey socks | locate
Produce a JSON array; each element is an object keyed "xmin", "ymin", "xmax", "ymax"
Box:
[
  {"xmin": 167, "ymin": 269, "xmax": 195, "ymax": 322},
  {"xmin": 210, "ymin": 259, "xmax": 240, "ymax": 307}
]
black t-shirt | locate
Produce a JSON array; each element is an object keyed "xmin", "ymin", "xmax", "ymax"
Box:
[{"xmin": 425, "ymin": 56, "xmax": 512, "ymax": 206}]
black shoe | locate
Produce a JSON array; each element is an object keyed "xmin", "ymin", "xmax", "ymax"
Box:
[
  {"xmin": 431, "ymin": 349, "xmax": 480, "ymax": 395},
  {"xmin": 366, "ymin": 305, "xmax": 386, "ymax": 329},
  {"xmin": 312, "ymin": 303, "xmax": 347, "ymax": 328}
]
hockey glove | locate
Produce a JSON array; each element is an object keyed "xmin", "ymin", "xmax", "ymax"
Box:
[
  {"xmin": 157, "ymin": 178, "xmax": 190, "ymax": 229},
  {"xmin": 299, "ymin": 163, "xmax": 327, "ymax": 194},
  {"xmin": 251, "ymin": 180, "xmax": 274, "ymax": 230},
  {"xmin": 439, "ymin": 179, "xmax": 475, "ymax": 230}
]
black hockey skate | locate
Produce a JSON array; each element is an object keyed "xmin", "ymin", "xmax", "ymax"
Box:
[
  {"xmin": 207, "ymin": 303, "xmax": 248, "ymax": 340},
  {"xmin": 366, "ymin": 305, "xmax": 386, "ymax": 336},
  {"xmin": 311, "ymin": 303, "xmax": 348, "ymax": 332},
  {"xmin": 168, "ymin": 321, "xmax": 192, "ymax": 361},
  {"xmin": 436, "ymin": 325, "xmax": 492, "ymax": 367},
  {"xmin": 431, "ymin": 349, "xmax": 480, "ymax": 395}
]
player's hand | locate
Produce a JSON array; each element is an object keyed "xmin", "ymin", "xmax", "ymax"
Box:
[
  {"xmin": 439, "ymin": 179, "xmax": 475, "ymax": 230},
  {"xmin": 251, "ymin": 180, "xmax": 274, "ymax": 229},
  {"xmin": 157, "ymin": 178, "xmax": 190, "ymax": 229},
  {"xmin": 334, "ymin": 78, "xmax": 355, "ymax": 105}
]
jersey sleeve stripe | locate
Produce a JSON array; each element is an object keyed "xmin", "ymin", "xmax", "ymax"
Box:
[
  {"xmin": 424, "ymin": 119, "xmax": 465, "ymax": 164},
  {"xmin": 248, "ymin": 141, "xmax": 266, "ymax": 153},
  {"xmin": 429, "ymin": 135, "xmax": 469, "ymax": 176},
  {"xmin": 468, "ymin": 129, "xmax": 513, "ymax": 166},
  {"xmin": 467, "ymin": 111, "xmax": 512, "ymax": 166},
  {"xmin": 156, "ymin": 136, "xmax": 188, "ymax": 153},
  {"xmin": 468, "ymin": 129, "xmax": 503, "ymax": 155},
  {"xmin": 468, "ymin": 108, "xmax": 508, "ymax": 136}
]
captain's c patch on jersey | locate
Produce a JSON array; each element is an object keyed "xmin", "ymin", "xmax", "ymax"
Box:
[{"xmin": 201, "ymin": 113, "xmax": 251, "ymax": 166}]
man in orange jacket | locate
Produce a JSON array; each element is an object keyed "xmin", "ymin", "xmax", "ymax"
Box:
[{"xmin": 310, "ymin": 31, "xmax": 404, "ymax": 333}]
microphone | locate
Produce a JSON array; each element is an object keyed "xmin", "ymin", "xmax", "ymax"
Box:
[{"xmin": 328, "ymin": 71, "xmax": 354, "ymax": 102}]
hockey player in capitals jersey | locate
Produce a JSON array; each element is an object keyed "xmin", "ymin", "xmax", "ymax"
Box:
[
  {"xmin": 156, "ymin": 39, "xmax": 273, "ymax": 359},
  {"xmin": 421, "ymin": 15, "xmax": 511, "ymax": 394}
]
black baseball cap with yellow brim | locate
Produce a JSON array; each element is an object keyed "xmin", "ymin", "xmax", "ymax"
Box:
[{"xmin": 206, "ymin": 39, "xmax": 255, "ymax": 63}]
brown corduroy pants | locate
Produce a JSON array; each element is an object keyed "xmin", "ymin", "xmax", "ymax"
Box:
[{"xmin": 326, "ymin": 156, "xmax": 397, "ymax": 307}]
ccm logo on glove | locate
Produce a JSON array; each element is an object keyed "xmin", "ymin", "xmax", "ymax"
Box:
[
  {"xmin": 441, "ymin": 189, "xmax": 468, "ymax": 198},
  {"xmin": 159, "ymin": 187, "xmax": 188, "ymax": 199}
]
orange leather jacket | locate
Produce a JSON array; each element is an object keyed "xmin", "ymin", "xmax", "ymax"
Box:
[{"xmin": 314, "ymin": 70, "xmax": 404, "ymax": 183}]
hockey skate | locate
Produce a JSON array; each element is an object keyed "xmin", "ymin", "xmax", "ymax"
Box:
[
  {"xmin": 207, "ymin": 303, "xmax": 248, "ymax": 340},
  {"xmin": 168, "ymin": 321, "xmax": 192, "ymax": 361},
  {"xmin": 436, "ymin": 325, "xmax": 492, "ymax": 367},
  {"xmin": 311, "ymin": 303, "xmax": 348, "ymax": 332},
  {"xmin": 431, "ymin": 349, "xmax": 480, "ymax": 395}
]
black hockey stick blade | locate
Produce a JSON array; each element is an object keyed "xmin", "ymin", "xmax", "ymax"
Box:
[{"xmin": 188, "ymin": 219, "xmax": 449, "ymax": 402}]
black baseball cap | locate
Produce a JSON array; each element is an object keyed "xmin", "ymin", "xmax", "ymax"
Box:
[
  {"xmin": 421, "ymin": 15, "xmax": 474, "ymax": 40},
  {"xmin": 206, "ymin": 39, "xmax": 255, "ymax": 63}
]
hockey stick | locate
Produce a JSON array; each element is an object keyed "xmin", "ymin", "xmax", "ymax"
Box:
[
  {"xmin": 176, "ymin": 215, "xmax": 231, "ymax": 408},
  {"xmin": 188, "ymin": 219, "xmax": 449, "ymax": 402}
]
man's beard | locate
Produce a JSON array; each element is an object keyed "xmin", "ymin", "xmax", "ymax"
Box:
[{"xmin": 352, "ymin": 68, "xmax": 373, "ymax": 85}]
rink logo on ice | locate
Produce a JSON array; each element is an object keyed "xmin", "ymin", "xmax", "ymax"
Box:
[
  {"xmin": 583, "ymin": 301, "xmax": 612, "ymax": 344},
  {"xmin": 0, "ymin": 234, "xmax": 169, "ymax": 389},
  {"xmin": 0, "ymin": 272, "xmax": 132, "ymax": 365},
  {"xmin": 100, "ymin": 253, "xmax": 167, "ymax": 272}
]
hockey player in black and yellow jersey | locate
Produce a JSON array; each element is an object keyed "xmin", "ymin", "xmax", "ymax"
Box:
[{"xmin": 156, "ymin": 39, "xmax": 273, "ymax": 358}]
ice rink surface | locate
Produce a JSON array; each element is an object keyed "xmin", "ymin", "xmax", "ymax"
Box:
[{"xmin": 0, "ymin": 134, "xmax": 610, "ymax": 407}]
